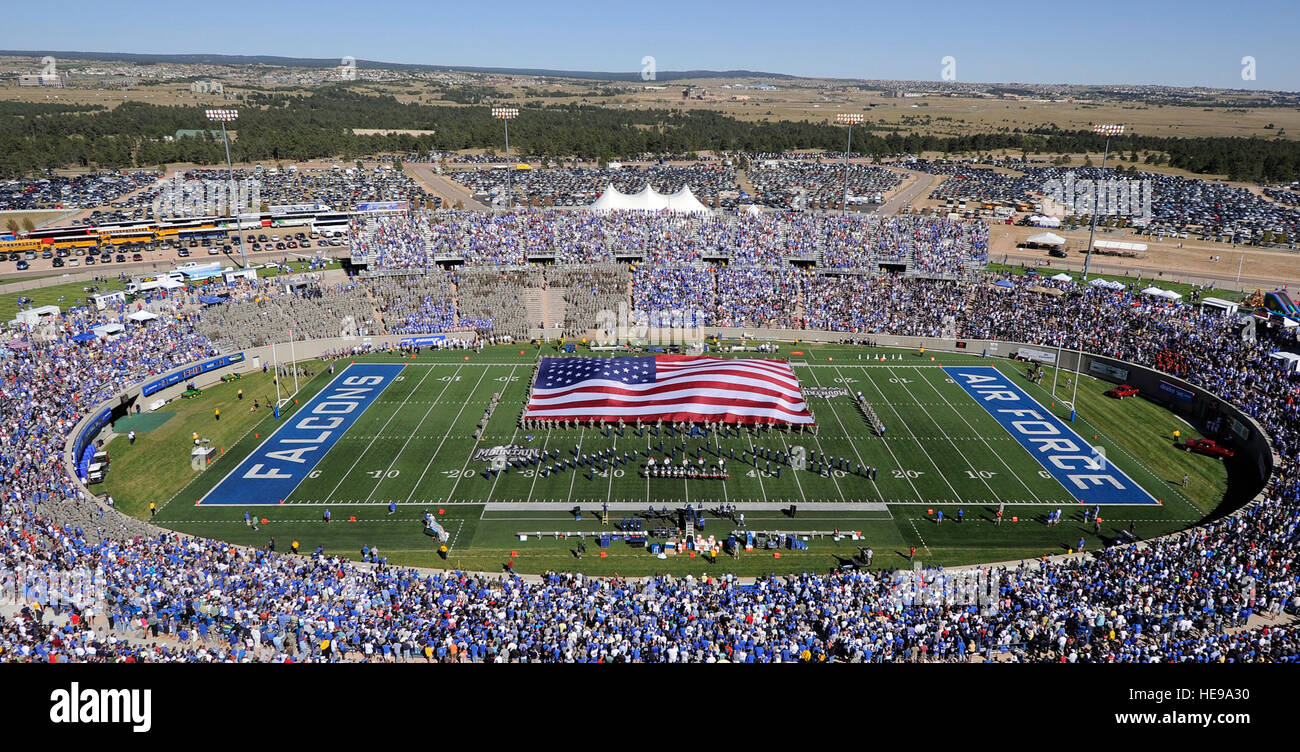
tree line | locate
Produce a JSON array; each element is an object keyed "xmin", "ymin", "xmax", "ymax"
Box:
[{"xmin": 1, "ymin": 86, "xmax": 1298, "ymax": 183}]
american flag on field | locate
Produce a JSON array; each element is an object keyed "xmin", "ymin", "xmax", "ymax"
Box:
[{"xmin": 524, "ymin": 355, "xmax": 814, "ymax": 425}]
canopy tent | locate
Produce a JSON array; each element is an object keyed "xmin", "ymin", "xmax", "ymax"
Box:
[
  {"xmin": 92, "ymin": 322, "xmax": 125, "ymax": 339},
  {"xmin": 1270, "ymin": 351, "xmax": 1300, "ymax": 372},
  {"xmin": 1027, "ymin": 285, "xmax": 1066, "ymax": 298},
  {"xmin": 126, "ymin": 310, "xmax": 159, "ymax": 322},
  {"xmin": 740, "ymin": 204, "xmax": 764, "ymax": 216},
  {"xmin": 1093, "ymin": 240, "xmax": 1148, "ymax": 253},
  {"xmin": 1050, "ymin": 272, "xmax": 1074, "ymax": 282},
  {"xmin": 1089, "ymin": 278, "xmax": 1126, "ymax": 290},
  {"xmin": 1026, "ymin": 232, "xmax": 1066, "ymax": 246},
  {"xmin": 198, "ymin": 295, "xmax": 227, "ymax": 305},
  {"xmin": 1141, "ymin": 286, "xmax": 1183, "ymax": 300},
  {"xmin": 157, "ymin": 277, "xmax": 185, "ymax": 290},
  {"xmin": 1028, "ymin": 215, "xmax": 1061, "ymax": 228},
  {"xmin": 588, "ymin": 184, "xmax": 710, "ymax": 213},
  {"xmin": 69, "ymin": 332, "xmax": 96, "ymax": 343},
  {"xmin": 994, "ymin": 279, "xmax": 1015, "ymax": 288}
]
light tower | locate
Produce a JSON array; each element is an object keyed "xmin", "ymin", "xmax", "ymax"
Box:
[
  {"xmin": 205, "ymin": 108, "xmax": 247, "ymax": 267},
  {"xmin": 1081, "ymin": 123, "xmax": 1124, "ymax": 281},
  {"xmin": 491, "ymin": 107, "xmax": 519, "ymax": 209},
  {"xmin": 835, "ymin": 113, "xmax": 864, "ymax": 215}
]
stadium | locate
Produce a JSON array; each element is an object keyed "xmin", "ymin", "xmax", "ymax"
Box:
[
  {"xmin": 2, "ymin": 9, "xmax": 1300, "ymax": 682},
  {"xmin": 4, "ymin": 202, "xmax": 1288, "ymax": 667}
]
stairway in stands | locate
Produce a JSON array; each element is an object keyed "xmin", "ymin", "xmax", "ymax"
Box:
[
  {"xmin": 544, "ymin": 288, "xmax": 568, "ymax": 333},
  {"xmin": 522, "ymin": 287, "xmax": 547, "ymax": 330}
]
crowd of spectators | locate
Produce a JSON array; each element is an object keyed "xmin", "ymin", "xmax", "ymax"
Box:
[{"xmin": 4, "ymin": 214, "xmax": 1300, "ymax": 662}]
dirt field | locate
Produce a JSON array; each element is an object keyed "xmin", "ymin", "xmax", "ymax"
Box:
[{"xmin": 987, "ymin": 223, "xmax": 1300, "ymax": 291}]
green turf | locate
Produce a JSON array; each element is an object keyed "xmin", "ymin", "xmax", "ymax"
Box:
[
  {"xmin": 121, "ymin": 344, "xmax": 1239, "ymax": 574},
  {"xmin": 986, "ymin": 262, "xmax": 1247, "ymax": 302},
  {"xmin": 111, "ymin": 412, "xmax": 174, "ymax": 433},
  {"xmin": 1, "ymin": 277, "xmax": 127, "ymax": 318}
]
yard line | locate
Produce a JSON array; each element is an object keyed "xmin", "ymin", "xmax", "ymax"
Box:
[
  {"xmin": 860, "ymin": 368, "xmax": 963, "ymax": 502},
  {"xmin": 742, "ymin": 425, "xmax": 773, "ymax": 503},
  {"xmin": 913, "ymin": 366, "xmax": 1042, "ymax": 502},
  {"xmin": 524, "ymin": 424, "xmax": 553, "ymax": 503},
  {"xmin": 810, "ymin": 365, "xmax": 884, "ymax": 499},
  {"xmin": 566, "ymin": 427, "xmax": 587, "ymax": 503},
  {"xmin": 367, "ymin": 364, "xmax": 494, "ymax": 503},
  {"xmin": 397, "ymin": 365, "xmax": 473, "ymax": 500},
  {"xmin": 714, "ymin": 429, "xmax": 729, "ymax": 506},
  {"xmin": 482, "ymin": 366, "xmax": 523, "ymax": 503},
  {"xmin": 778, "ymin": 372, "xmax": 846, "ymax": 501},
  {"xmin": 428, "ymin": 365, "xmax": 496, "ymax": 504},
  {"xmin": 888, "ymin": 366, "xmax": 1003, "ymax": 501},
  {"xmin": 604, "ymin": 430, "xmax": 618, "ymax": 503},
  {"xmin": 321, "ymin": 365, "xmax": 436, "ymax": 504}
]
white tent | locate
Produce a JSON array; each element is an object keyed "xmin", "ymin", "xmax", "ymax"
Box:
[
  {"xmin": 663, "ymin": 185, "xmax": 710, "ymax": 213},
  {"xmin": 1029, "ymin": 215, "xmax": 1062, "ymax": 228},
  {"xmin": 1269, "ymin": 351, "xmax": 1300, "ymax": 373},
  {"xmin": 1089, "ymin": 278, "xmax": 1125, "ymax": 290},
  {"xmin": 92, "ymin": 322, "xmax": 125, "ymax": 339},
  {"xmin": 157, "ymin": 277, "xmax": 185, "ymax": 290},
  {"xmin": 1142, "ymin": 286, "xmax": 1182, "ymax": 300},
  {"xmin": 1050, "ymin": 272, "xmax": 1073, "ymax": 282},
  {"xmin": 588, "ymin": 184, "xmax": 710, "ymax": 213},
  {"xmin": 740, "ymin": 204, "xmax": 764, "ymax": 216},
  {"xmin": 126, "ymin": 310, "xmax": 159, "ymax": 322},
  {"xmin": 1027, "ymin": 232, "xmax": 1066, "ymax": 246}
]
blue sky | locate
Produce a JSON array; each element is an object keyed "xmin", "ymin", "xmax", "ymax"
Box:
[{"xmin": 7, "ymin": 0, "xmax": 1298, "ymax": 90}]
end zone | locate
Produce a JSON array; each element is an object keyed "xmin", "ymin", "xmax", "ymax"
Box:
[
  {"xmin": 943, "ymin": 366, "xmax": 1160, "ymax": 505},
  {"xmin": 198, "ymin": 363, "xmax": 405, "ymax": 505}
]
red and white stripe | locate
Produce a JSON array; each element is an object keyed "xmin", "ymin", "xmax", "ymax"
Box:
[{"xmin": 524, "ymin": 355, "xmax": 814, "ymax": 425}]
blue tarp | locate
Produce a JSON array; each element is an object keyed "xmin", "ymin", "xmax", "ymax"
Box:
[
  {"xmin": 994, "ymin": 280, "xmax": 1015, "ymax": 288},
  {"xmin": 198, "ymin": 295, "xmax": 227, "ymax": 305},
  {"xmin": 70, "ymin": 332, "xmax": 96, "ymax": 342}
]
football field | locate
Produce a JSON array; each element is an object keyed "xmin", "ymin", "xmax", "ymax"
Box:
[{"xmin": 140, "ymin": 345, "xmax": 1228, "ymax": 574}]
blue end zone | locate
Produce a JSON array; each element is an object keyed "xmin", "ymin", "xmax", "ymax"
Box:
[
  {"xmin": 199, "ymin": 363, "xmax": 405, "ymax": 505},
  {"xmin": 943, "ymin": 366, "xmax": 1159, "ymax": 505}
]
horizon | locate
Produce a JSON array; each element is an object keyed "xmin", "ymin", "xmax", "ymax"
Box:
[
  {"xmin": 4, "ymin": 48, "xmax": 1297, "ymax": 95},
  {"xmin": 3, "ymin": 0, "xmax": 1297, "ymax": 91}
]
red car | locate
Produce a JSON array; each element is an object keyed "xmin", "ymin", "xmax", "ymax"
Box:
[
  {"xmin": 1106, "ymin": 384, "xmax": 1139, "ymax": 399},
  {"xmin": 1182, "ymin": 438, "xmax": 1234, "ymax": 459}
]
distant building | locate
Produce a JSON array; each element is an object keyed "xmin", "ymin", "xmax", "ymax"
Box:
[
  {"xmin": 190, "ymin": 80, "xmax": 224, "ymax": 94},
  {"xmin": 18, "ymin": 73, "xmax": 65, "ymax": 87}
]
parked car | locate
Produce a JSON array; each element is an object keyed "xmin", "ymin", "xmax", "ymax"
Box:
[
  {"xmin": 132, "ymin": 253, "xmax": 143, "ymax": 261},
  {"xmin": 1182, "ymin": 438, "xmax": 1234, "ymax": 459},
  {"xmin": 177, "ymin": 249, "xmax": 190, "ymax": 258},
  {"xmin": 16, "ymin": 260, "xmax": 29, "ymax": 270}
]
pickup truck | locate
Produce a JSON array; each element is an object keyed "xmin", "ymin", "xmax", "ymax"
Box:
[{"xmin": 1106, "ymin": 384, "xmax": 1140, "ymax": 399}]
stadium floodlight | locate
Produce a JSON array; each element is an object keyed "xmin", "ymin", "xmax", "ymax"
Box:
[
  {"xmin": 835, "ymin": 113, "xmax": 865, "ymax": 215},
  {"xmin": 1072, "ymin": 125, "xmax": 1125, "ymax": 422},
  {"xmin": 492, "ymin": 107, "xmax": 520, "ymax": 210},
  {"xmin": 1081, "ymin": 123, "xmax": 1125, "ymax": 282},
  {"xmin": 206, "ymin": 109, "xmax": 246, "ymax": 267}
]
